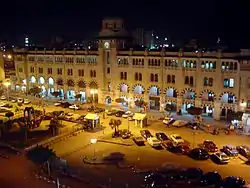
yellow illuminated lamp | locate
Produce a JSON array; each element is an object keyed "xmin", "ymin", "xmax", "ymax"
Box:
[
  {"xmin": 90, "ymin": 89, "xmax": 98, "ymax": 95},
  {"xmin": 90, "ymin": 138, "xmax": 97, "ymax": 144},
  {"xmin": 3, "ymin": 82, "xmax": 11, "ymax": 87},
  {"xmin": 7, "ymin": 54, "xmax": 12, "ymax": 59}
]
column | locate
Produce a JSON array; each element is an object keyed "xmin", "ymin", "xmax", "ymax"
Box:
[
  {"xmin": 195, "ymin": 98, "xmax": 202, "ymax": 108},
  {"xmin": 213, "ymin": 101, "xmax": 221, "ymax": 120},
  {"xmin": 160, "ymin": 96, "xmax": 164, "ymax": 112},
  {"xmin": 176, "ymin": 97, "xmax": 182, "ymax": 112}
]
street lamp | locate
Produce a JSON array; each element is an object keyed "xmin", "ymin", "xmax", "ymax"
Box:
[
  {"xmin": 7, "ymin": 54, "xmax": 12, "ymax": 59},
  {"xmin": 90, "ymin": 138, "xmax": 97, "ymax": 160},
  {"xmin": 3, "ymin": 82, "xmax": 11, "ymax": 101},
  {"xmin": 90, "ymin": 89, "xmax": 98, "ymax": 106}
]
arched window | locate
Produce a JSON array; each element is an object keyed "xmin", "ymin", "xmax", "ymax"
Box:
[
  {"xmin": 167, "ymin": 75, "xmax": 171, "ymax": 83},
  {"xmin": 204, "ymin": 77, "xmax": 208, "ymax": 86},
  {"xmin": 139, "ymin": 73, "xmax": 142, "ymax": 81},
  {"xmin": 135, "ymin": 72, "xmax": 138, "ymax": 81},
  {"xmin": 171, "ymin": 75, "xmax": 175, "ymax": 83},
  {"xmin": 190, "ymin": 76, "xmax": 194, "ymax": 85},
  {"xmin": 154, "ymin": 74, "xmax": 158, "ymax": 82},
  {"xmin": 185, "ymin": 76, "xmax": 189, "ymax": 84},
  {"xmin": 201, "ymin": 61, "xmax": 205, "ymax": 69},
  {"xmin": 234, "ymin": 62, "xmax": 238, "ymax": 70},
  {"xmin": 150, "ymin": 73, "xmax": 154, "ymax": 82},
  {"xmin": 208, "ymin": 78, "xmax": 213, "ymax": 86},
  {"xmin": 229, "ymin": 62, "xmax": 234, "ymax": 70}
]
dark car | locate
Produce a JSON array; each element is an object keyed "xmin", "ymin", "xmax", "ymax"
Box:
[
  {"xmin": 115, "ymin": 111, "xmax": 125, "ymax": 117},
  {"xmin": 222, "ymin": 145, "xmax": 239, "ymax": 157},
  {"xmin": 61, "ymin": 101, "xmax": 71, "ymax": 108},
  {"xmin": 94, "ymin": 107, "xmax": 105, "ymax": 113},
  {"xmin": 197, "ymin": 171, "xmax": 222, "ymax": 187},
  {"xmin": 236, "ymin": 145, "xmax": 250, "ymax": 158},
  {"xmin": 189, "ymin": 148, "xmax": 210, "ymax": 160},
  {"xmin": 87, "ymin": 106, "xmax": 95, "ymax": 112},
  {"xmin": 107, "ymin": 109, "xmax": 118, "ymax": 116},
  {"xmin": 155, "ymin": 132, "xmax": 169, "ymax": 142},
  {"xmin": 140, "ymin": 130, "xmax": 153, "ymax": 139},
  {"xmin": 201, "ymin": 140, "xmax": 218, "ymax": 152},
  {"xmin": 187, "ymin": 122, "xmax": 199, "ymax": 130},
  {"xmin": 144, "ymin": 173, "xmax": 168, "ymax": 187},
  {"xmin": 133, "ymin": 136, "xmax": 145, "ymax": 146},
  {"xmin": 220, "ymin": 176, "xmax": 246, "ymax": 188},
  {"xmin": 2, "ymin": 104, "xmax": 13, "ymax": 108},
  {"xmin": 170, "ymin": 168, "xmax": 203, "ymax": 181},
  {"xmin": 121, "ymin": 129, "xmax": 132, "ymax": 139},
  {"xmin": 168, "ymin": 143, "xmax": 190, "ymax": 155}
]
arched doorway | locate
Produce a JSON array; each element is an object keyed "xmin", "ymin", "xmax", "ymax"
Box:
[
  {"xmin": 48, "ymin": 77, "xmax": 54, "ymax": 85},
  {"xmin": 132, "ymin": 84, "xmax": 145, "ymax": 94},
  {"xmin": 164, "ymin": 87, "xmax": 178, "ymax": 98},
  {"xmin": 38, "ymin": 77, "xmax": 45, "ymax": 85},
  {"xmin": 105, "ymin": 96, "xmax": 112, "ymax": 105},
  {"xmin": 67, "ymin": 90, "xmax": 75, "ymax": 100},
  {"xmin": 89, "ymin": 81, "xmax": 98, "ymax": 103},
  {"xmin": 148, "ymin": 85, "xmax": 160, "ymax": 110},
  {"xmin": 200, "ymin": 90, "xmax": 215, "ymax": 102},
  {"xmin": 201, "ymin": 104, "xmax": 214, "ymax": 117},
  {"xmin": 119, "ymin": 83, "xmax": 129, "ymax": 93},
  {"xmin": 182, "ymin": 103, "xmax": 194, "ymax": 114},
  {"xmin": 181, "ymin": 88, "xmax": 196, "ymax": 100},
  {"xmin": 30, "ymin": 76, "xmax": 36, "ymax": 84}
]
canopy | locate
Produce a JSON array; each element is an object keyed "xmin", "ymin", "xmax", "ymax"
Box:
[
  {"xmin": 133, "ymin": 113, "xmax": 146, "ymax": 120},
  {"xmin": 84, "ymin": 113, "xmax": 99, "ymax": 120}
]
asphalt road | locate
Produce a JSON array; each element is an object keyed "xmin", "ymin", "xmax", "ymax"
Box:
[{"xmin": 50, "ymin": 121, "xmax": 250, "ymax": 187}]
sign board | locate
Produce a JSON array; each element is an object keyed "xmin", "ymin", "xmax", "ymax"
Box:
[{"xmin": 4, "ymin": 58, "xmax": 16, "ymax": 79}]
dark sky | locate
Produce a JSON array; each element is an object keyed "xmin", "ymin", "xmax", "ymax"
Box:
[{"xmin": 3, "ymin": 0, "xmax": 250, "ymax": 47}]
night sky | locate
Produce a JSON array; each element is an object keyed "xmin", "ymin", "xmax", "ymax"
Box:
[{"xmin": 3, "ymin": 0, "xmax": 250, "ymax": 47}]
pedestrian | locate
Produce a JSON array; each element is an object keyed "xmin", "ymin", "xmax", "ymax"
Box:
[{"xmin": 43, "ymin": 108, "xmax": 46, "ymax": 115}]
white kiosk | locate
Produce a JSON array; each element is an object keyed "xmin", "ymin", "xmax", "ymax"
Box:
[
  {"xmin": 84, "ymin": 113, "xmax": 100, "ymax": 129},
  {"xmin": 133, "ymin": 113, "xmax": 147, "ymax": 128},
  {"xmin": 241, "ymin": 113, "xmax": 250, "ymax": 133}
]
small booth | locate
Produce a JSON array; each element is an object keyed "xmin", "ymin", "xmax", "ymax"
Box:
[
  {"xmin": 84, "ymin": 113, "xmax": 100, "ymax": 129},
  {"xmin": 241, "ymin": 112, "xmax": 250, "ymax": 133},
  {"xmin": 133, "ymin": 113, "xmax": 147, "ymax": 128}
]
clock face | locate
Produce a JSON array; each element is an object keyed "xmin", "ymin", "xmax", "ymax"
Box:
[{"xmin": 104, "ymin": 42, "xmax": 110, "ymax": 49}]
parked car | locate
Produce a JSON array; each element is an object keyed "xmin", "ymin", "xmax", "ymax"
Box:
[
  {"xmin": 0, "ymin": 102, "xmax": 6, "ymax": 107},
  {"xmin": 133, "ymin": 136, "xmax": 145, "ymax": 146},
  {"xmin": 220, "ymin": 176, "xmax": 246, "ymax": 188},
  {"xmin": 23, "ymin": 99, "xmax": 31, "ymax": 104},
  {"xmin": 122, "ymin": 111, "xmax": 133, "ymax": 118},
  {"xmin": 64, "ymin": 113, "xmax": 74, "ymax": 120},
  {"xmin": 201, "ymin": 140, "xmax": 218, "ymax": 152},
  {"xmin": 115, "ymin": 111, "xmax": 125, "ymax": 117},
  {"xmin": 167, "ymin": 167, "xmax": 203, "ymax": 181},
  {"xmin": 0, "ymin": 96, "xmax": 6, "ymax": 100},
  {"xmin": 140, "ymin": 130, "xmax": 153, "ymax": 139},
  {"xmin": 169, "ymin": 134, "xmax": 185, "ymax": 146},
  {"xmin": 2, "ymin": 104, "xmax": 13, "ymax": 108},
  {"xmin": 236, "ymin": 145, "xmax": 250, "ymax": 158},
  {"xmin": 147, "ymin": 137, "xmax": 162, "ymax": 148},
  {"xmin": 163, "ymin": 116, "xmax": 175, "ymax": 125},
  {"xmin": 172, "ymin": 120, "xmax": 188, "ymax": 127},
  {"xmin": 167, "ymin": 143, "xmax": 190, "ymax": 155},
  {"xmin": 106, "ymin": 109, "xmax": 118, "ymax": 116},
  {"xmin": 10, "ymin": 98, "xmax": 17, "ymax": 103},
  {"xmin": 196, "ymin": 171, "xmax": 222, "ymax": 187},
  {"xmin": 144, "ymin": 172, "xmax": 168, "ymax": 188},
  {"xmin": 87, "ymin": 106, "xmax": 95, "ymax": 112},
  {"xmin": 54, "ymin": 101, "xmax": 63, "ymax": 106},
  {"xmin": 222, "ymin": 145, "xmax": 239, "ymax": 157},
  {"xmin": 121, "ymin": 129, "xmax": 132, "ymax": 139},
  {"xmin": 211, "ymin": 152, "xmax": 230, "ymax": 164},
  {"xmin": 189, "ymin": 148, "xmax": 210, "ymax": 160},
  {"xmin": 69, "ymin": 104, "xmax": 81, "ymax": 110},
  {"xmin": 155, "ymin": 132, "xmax": 169, "ymax": 142},
  {"xmin": 61, "ymin": 101, "xmax": 71, "ymax": 108},
  {"xmin": 187, "ymin": 122, "xmax": 199, "ymax": 130},
  {"xmin": 17, "ymin": 98, "xmax": 24, "ymax": 103},
  {"xmin": 94, "ymin": 107, "xmax": 105, "ymax": 113}
]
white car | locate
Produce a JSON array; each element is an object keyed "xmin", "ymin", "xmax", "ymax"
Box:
[
  {"xmin": 69, "ymin": 104, "xmax": 81, "ymax": 110},
  {"xmin": 172, "ymin": 120, "xmax": 188, "ymax": 127},
  {"xmin": 54, "ymin": 101, "xmax": 62, "ymax": 106},
  {"xmin": 0, "ymin": 96, "xmax": 6, "ymax": 100},
  {"xmin": 17, "ymin": 98, "xmax": 24, "ymax": 103},
  {"xmin": 0, "ymin": 102, "xmax": 6, "ymax": 107},
  {"xmin": 23, "ymin": 99, "xmax": 31, "ymax": 104},
  {"xmin": 169, "ymin": 134, "xmax": 185, "ymax": 146},
  {"xmin": 212, "ymin": 152, "xmax": 230, "ymax": 164},
  {"xmin": 147, "ymin": 137, "xmax": 161, "ymax": 148},
  {"xmin": 122, "ymin": 111, "xmax": 134, "ymax": 118}
]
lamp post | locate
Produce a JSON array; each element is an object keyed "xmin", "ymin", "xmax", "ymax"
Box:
[
  {"xmin": 90, "ymin": 89, "xmax": 98, "ymax": 106},
  {"xmin": 90, "ymin": 138, "xmax": 97, "ymax": 160},
  {"xmin": 3, "ymin": 82, "xmax": 11, "ymax": 101}
]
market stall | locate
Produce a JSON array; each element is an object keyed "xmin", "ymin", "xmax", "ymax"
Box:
[{"xmin": 133, "ymin": 113, "xmax": 147, "ymax": 128}]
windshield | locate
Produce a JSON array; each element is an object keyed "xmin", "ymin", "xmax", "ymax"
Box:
[{"xmin": 175, "ymin": 136, "xmax": 182, "ymax": 139}]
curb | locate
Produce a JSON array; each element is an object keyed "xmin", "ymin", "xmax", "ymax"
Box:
[
  {"xmin": 97, "ymin": 139, "xmax": 133, "ymax": 146},
  {"xmin": 34, "ymin": 173, "xmax": 71, "ymax": 188},
  {"xmin": 25, "ymin": 130, "xmax": 84, "ymax": 151}
]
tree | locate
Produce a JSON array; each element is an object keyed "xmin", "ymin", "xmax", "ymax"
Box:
[
  {"xmin": 109, "ymin": 119, "xmax": 122, "ymax": 134},
  {"xmin": 26, "ymin": 145, "xmax": 56, "ymax": 165},
  {"xmin": 30, "ymin": 87, "xmax": 42, "ymax": 97},
  {"xmin": 51, "ymin": 91, "xmax": 60, "ymax": 98},
  {"xmin": 75, "ymin": 94, "xmax": 82, "ymax": 101}
]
